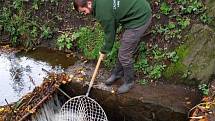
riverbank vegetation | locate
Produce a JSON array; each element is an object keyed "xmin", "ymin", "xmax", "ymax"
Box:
[{"xmin": 0, "ymin": 0, "xmax": 213, "ymax": 94}]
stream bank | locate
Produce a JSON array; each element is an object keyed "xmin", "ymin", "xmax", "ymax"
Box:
[
  {"xmin": 0, "ymin": 47, "xmax": 201, "ymax": 121},
  {"xmin": 60, "ymin": 60, "xmax": 201, "ymax": 121}
]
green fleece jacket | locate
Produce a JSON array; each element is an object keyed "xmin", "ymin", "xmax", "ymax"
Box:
[{"xmin": 92, "ymin": 0, "xmax": 152, "ymax": 54}]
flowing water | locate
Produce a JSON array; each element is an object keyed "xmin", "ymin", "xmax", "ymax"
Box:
[
  {"xmin": 30, "ymin": 95, "xmax": 85, "ymax": 121},
  {"xmin": 31, "ymin": 94, "xmax": 62, "ymax": 121},
  {"xmin": 0, "ymin": 47, "xmax": 76, "ymax": 106}
]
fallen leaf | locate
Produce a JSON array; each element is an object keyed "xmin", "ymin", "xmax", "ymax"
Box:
[{"xmin": 0, "ymin": 108, "xmax": 4, "ymax": 112}]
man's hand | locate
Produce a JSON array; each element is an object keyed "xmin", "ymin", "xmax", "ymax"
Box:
[{"xmin": 99, "ymin": 52, "xmax": 106, "ymax": 61}]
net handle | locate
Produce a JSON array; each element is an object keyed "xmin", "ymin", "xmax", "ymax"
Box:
[{"xmin": 86, "ymin": 54, "xmax": 104, "ymax": 96}]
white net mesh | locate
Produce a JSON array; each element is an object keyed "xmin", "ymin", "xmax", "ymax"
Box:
[{"xmin": 58, "ymin": 95, "xmax": 108, "ymax": 121}]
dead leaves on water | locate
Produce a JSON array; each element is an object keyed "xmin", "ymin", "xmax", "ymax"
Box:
[
  {"xmin": 0, "ymin": 45, "xmax": 20, "ymax": 54},
  {"xmin": 0, "ymin": 72, "xmax": 76, "ymax": 121}
]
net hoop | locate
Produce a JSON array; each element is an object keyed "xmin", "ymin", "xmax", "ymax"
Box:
[{"xmin": 59, "ymin": 95, "xmax": 108, "ymax": 121}]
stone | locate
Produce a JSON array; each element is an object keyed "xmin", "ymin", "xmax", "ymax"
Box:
[
  {"xmin": 183, "ymin": 24, "xmax": 215, "ymax": 83},
  {"xmin": 205, "ymin": 0, "xmax": 215, "ymax": 30},
  {"xmin": 206, "ymin": 0, "xmax": 215, "ymax": 17}
]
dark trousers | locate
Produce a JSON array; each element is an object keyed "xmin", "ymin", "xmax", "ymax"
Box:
[{"xmin": 118, "ymin": 17, "xmax": 152, "ymax": 68}]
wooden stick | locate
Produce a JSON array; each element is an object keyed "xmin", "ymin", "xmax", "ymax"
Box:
[
  {"xmin": 4, "ymin": 99, "xmax": 13, "ymax": 111},
  {"xmin": 56, "ymin": 87, "xmax": 72, "ymax": 99},
  {"xmin": 189, "ymin": 116, "xmax": 204, "ymax": 119},
  {"xmin": 5, "ymin": 99, "xmax": 15, "ymax": 121},
  {"xmin": 86, "ymin": 54, "xmax": 104, "ymax": 96},
  {"xmin": 29, "ymin": 76, "xmax": 36, "ymax": 86},
  {"xmin": 18, "ymin": 93, "xmax": 51, "ymax": 121},
  {"xmin": 42, "ymin": 68, "xmax": 72, "ymax": 98},
  {"xmin": 42, "ymin": 68, "xmax": 50, "ymax": 74}
]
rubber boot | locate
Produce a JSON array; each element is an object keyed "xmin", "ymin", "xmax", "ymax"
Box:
[
  {"xmin": 104, "ymin": 60, "xmax": 123, "ymax": 85},
  {"xmin": 117, "ymin": 66, "xmax": 134, "ymax": 94}
]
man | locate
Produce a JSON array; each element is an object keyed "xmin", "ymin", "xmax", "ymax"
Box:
[{"xmin": 74, "ymin": 0, "xmax": 152, "ymax": 94}]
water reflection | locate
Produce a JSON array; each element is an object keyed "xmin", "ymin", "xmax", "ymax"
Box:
[
  {"xmin": 0, "ymin": 53, "xmax": 52, "ymax": 106},
  {"xmin": 0, "ymin": 47, "xmax": 75, "ymax": 106},
  {"xmin": 9, "ymin": 54, "xmax": 25, "ymax": 96}
]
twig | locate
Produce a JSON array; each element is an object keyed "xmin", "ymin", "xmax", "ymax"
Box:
[
  {"xmin": 5, "ymin": 99, "xmax": 13, "ymax": 111},
  {"xmin": 189, "ymin": 116, "xmax": 204, "ymax": 119},
  {"xmin": 56, "ymin": 87, "xmax": 72, "ymax": 99},
  {"xmin": 188, "ymin": 103, "xmax": 201, "ymax": 118},
  {"xmin": 188, "ymin": 102, "xmax": 215, "ymax": 119},
  {"xmin": 25, "ymin": 95, "xmax": 36, "ymax": 107},
  {"xmin": 29, "ymin": 76, "xmax": 36, "ymax": 86},
  {"xmin": 42, "ymin": 68, "xmax": 50, "ymax": 74},
  {"xmin": 18, "ymin": 93, "xmax": 52, "ymax": 121},
  {"xmin": 42, "ymin": 68, "xmax": 72, "ymax": 99},
  {"xmin": 5, "ymin": 99, "xmax": 15, "ymax": 121},
  {"xmin": 15, "ymin": 99, "xmax": 26, "ymax": 111}
]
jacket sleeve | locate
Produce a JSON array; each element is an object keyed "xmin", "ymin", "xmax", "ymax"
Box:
[{"xmin": 100, "ymin": 19, "xmax": 116, "ymax": 54}]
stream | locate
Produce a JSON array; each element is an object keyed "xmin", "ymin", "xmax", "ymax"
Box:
[{"xmin": 0, "ymin": 47, "xmax": 75, "ymax": 106}]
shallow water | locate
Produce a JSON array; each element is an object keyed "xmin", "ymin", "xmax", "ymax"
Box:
[{"xmin": 0, "ymin": 47, "xmax": 76, "ymax": 106}]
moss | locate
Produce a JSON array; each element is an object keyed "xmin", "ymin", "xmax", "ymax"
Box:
[
  {"xmin": 163, "ymin": 45, "xmax": 189, "ymax": 79},
  {"xmin": 163, "ymin": 62, "xmax": 186, "ymax": 78},
  {"xmin": 175, "ymin": 44, "xmax": 189, "ymax": 61}
]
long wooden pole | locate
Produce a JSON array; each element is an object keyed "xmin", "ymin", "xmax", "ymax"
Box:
[{"xmin": 86, "ymin": 54, "xmax": 104, "ymax": 96}]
